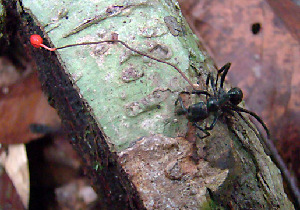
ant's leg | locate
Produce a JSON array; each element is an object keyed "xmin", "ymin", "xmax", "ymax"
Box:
[
  {"xmin": 178, "ymin": 91, "xmax": 192, "ymax": 95},
  {"xmin": 191, "ymin": 90, "xmax": 211, "ymax": 97},
  {"xmin": 194, "ymin": 123, "xmax": 210, "ymax": 139},
  {"xmin": 175, "ymin": 96, "xmax": 188, "ymax": 115},
  {"xmin": 230, "ymin": 105, "xmax": 270, "ymax": 138},
  {"xmin": 215, "ymin": 66, "xmax": 222, "ymax": 88},
  {"xmin": 175, "ymin": 91, "xmax": 190, "ymax": 106},
  {"xmin": 178, "ymin": 90, "xmax": 211, "ymax": 97},
  {"xmin": 215, "ymin": 75, "xmax": 220, "ymax": 89},
  {"xmin": 219, "ymin": 63, "xmax": 231, "ymax": 89},
  {"xmin": 177, "ymin": 91, "xmax": 210, "ymax": 104},
  {"xmin": 205, "ymin": 73, "xmax": 212, "ymax": 100},
  {"xmin": 215, "ymin": 63, "xmax": 230, "ymax": 89},
  {"xmin": 207, "ymin": 73, "xmax": 218, "ymax": 96},
  {"xmin": 205, "ymin": 113, "xmax": 220, "ymax": 130},
  {"xmin": 218, "ymin": 62, "xmax": 231, "ymax": 74}
]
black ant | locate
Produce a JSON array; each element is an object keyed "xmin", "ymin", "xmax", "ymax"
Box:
[{"xmin": 176, "ymin": 63, "xmax": 270, "ymax": 139}]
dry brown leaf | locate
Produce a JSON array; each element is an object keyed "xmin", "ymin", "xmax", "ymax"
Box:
[{"xmin": 0, "ymin": 70, "xmax": 61, "ymax": 144}]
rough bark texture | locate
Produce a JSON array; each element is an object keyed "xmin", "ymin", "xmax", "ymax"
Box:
[{"xmin": 1, "ymin": 0, "xmax": 294, "ymax": 209}]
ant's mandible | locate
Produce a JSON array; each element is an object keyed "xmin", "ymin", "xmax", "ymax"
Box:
[{"xmin": 176, "ymin": 63, "xmax": 270, "ymax": 139}]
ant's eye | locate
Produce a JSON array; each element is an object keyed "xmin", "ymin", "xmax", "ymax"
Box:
[
  {"xmin": 207, "ymin": 99, "xmax": 218, "ymax": 112},
  {"xmin": 228, "ymin": 87, "xmax": 243, "ymax": 105}
]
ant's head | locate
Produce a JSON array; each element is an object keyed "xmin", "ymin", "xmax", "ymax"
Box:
[
  {"xmin": 207, "ymin": 98, "xmax": 219, "ymax": 112},
  {"xmin": 228, "ymin": 87, "xmax": 243, "ymax": 105}
]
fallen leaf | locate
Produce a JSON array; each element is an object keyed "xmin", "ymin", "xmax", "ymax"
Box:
[{"xmin": 0, "ymin": 70, "xmax": 61, "ymax": 144}]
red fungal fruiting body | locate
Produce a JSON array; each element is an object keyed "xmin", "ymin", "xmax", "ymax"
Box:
[
  {"xmin": 30, "ymin": 34, "xmax": 43, "ymax": 48},
  {"xmin": 30, "ymin": 34, "xmax": 57, "ymax": 51}
]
